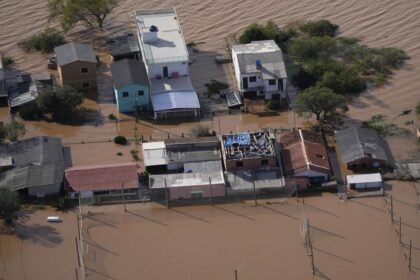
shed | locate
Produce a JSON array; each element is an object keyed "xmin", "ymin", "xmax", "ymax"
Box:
[
  {"xmin": 142, "ymin": 142, "xmax": 167, "ymax": 167},
  {"xmin": 346, "ymin": 173, "xmax": 383, "ymax": 190}
]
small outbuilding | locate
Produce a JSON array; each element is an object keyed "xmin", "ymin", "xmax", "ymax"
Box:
[
  {"xmin": 54, "ymin": 42, "xmax": 97, "ymax": 90},
  {"xmin": 111, "ymin": 59, "xmax": 150, "ymax": 113},
  {"xmin": 346, "ymin": 173, "xmax": 383, "ymax": 190}
]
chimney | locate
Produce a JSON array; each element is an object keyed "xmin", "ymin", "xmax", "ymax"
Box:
[{"xmin": 256, "ymin": 59, "xmax": 262, "ymax": 70}]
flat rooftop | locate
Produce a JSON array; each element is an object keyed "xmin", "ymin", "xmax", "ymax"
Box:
[
  {"xmin": 135, "ymin": 8, "xmax": 189, "ymax": 65},
  {"xmin": 150, "ymin": 76, "xmax": 193, "ymax": 94}
]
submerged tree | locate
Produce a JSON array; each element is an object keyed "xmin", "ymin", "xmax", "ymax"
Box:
[
  {"xmin": 0, "ymin": 121, "xmax": 26, "ymax": 143},
  {"xmin": 0, "ymin": 189, "xmax": 20, "ymax": 225},
  {"xmin": 48, "ymin": 0, "xmax": 118, "ymax": 31},
  {"xmin": 295, "ymin": 87, "xmax": 346, "ymax": 123}
]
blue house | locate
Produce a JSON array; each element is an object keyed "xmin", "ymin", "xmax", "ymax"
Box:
[{"xmin": 111, "ymin": 59, "xmax": 150, "ymax": 113}]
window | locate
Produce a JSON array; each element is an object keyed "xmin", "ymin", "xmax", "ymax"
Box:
[
  {"xmin": 236, "ymin": 161, "xmax": 244, "ymax": 168},
  {"xmin": 261, "ymin": 159, "xmax": 269, "ymax": 166},
  {"xmin": 191, "ymin": 191, "xmax": 204, "ymax": 199},
  {"xmin": 122, "ymin": 92, "xmax": 129, "ymax": 97},
  {"xmin": 81, "ymin": 67, "xmax": 88, "ymax": 74},
  {"xmin": 249, "ymin": 76, "xmax": 257, "ymax": 82},
  {"xmin": 268, "ymin": 79, "xmax": 276, "ymax": 85},
  {"xmin": 316, "ymin": 154, "xmax": 325, "ymax": 159},
  {"xmin": 138, "ymin": 90, "xmax": 144, "ymax": 96},
  {"xmin": 82, "ymin": 82, "xmax": 90, "ymax": 88}
]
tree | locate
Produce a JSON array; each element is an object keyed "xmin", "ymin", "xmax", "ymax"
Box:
[
  {"xmin": 299, "ymin": 19, "xmax": 339, "ymax": 37},
  {"xmin": 37, "ymin": 86, "xmax": 84, "ymax": 123},
  {"xmin": 4, "ymin": 122, "xmax": 26, "ymax": 142},
  {"xmin": 48, "ymin": 0, "xmax": 118, "ymax": 31},
  {"xmin": 191, "ymin": 125, "xmax": 211, "ymax": 137},
  {"xmin": 295, "ymin": 87, "xmax": 346, "ymax": 123},
  {"xmin": 18, "ymin": 103, "xmax": 43, "ymax": 121},
  {"xmin": 17, "ymin": 28, "xmax": 65, "ymax": 53},
  {"xmin": 0, "ymin": 189, "xmax": 20, "ymax": 225}
]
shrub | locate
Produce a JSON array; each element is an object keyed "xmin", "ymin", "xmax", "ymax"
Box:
[
  {"xmin": 18, "ymin": 103, "xmax": 43, "ymax": 120},
  {"xmin": 362, "ymin": 115, "xmax": 389, "ymax": 137},
  {"xmin": 204, "ymin": 80, "xmax": 228, "ymax": 93},
  {"xmin": 116, "ymin": 152, "xmax": 123, "ymax": 156},
  {"xmin": 416, "ymin": 101, "xmax": 420, "ymax": 114},
  {"xmin": 266, "ymin": 100, "xmax": 281, "ymax": 110},
  {"xmin": 18, "ymin": 28, "xmax": 65, "ymax": 53},
  {"xmin": 299, "ymin": 19, "xmax": 339, "ymax": 37},
  {"xmin": 1, "ymin": 54, "xmax": 14, "ymax": 67},
  {"xmin": 191, "ymin": 125, "xmax": 211, "ymax": 137},
  {"xmin": 114, "ymin": 135, "xmax": 127, "ymax": 145}
]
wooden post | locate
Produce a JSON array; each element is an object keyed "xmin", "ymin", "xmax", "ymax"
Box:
[
  {"xmin": 122, "ymin": 182, "xmax": 127, "ymax": 212},
  {"xmin": 164, "ymin": 178, "xmax": 169, "ymax": 209},
  {"xmin": 390, "ymin": 195, "xmax": 394, "ymax": 223},
  {"xmin": 252, "ymin": 175, "xmax": 257, "ymax": 206},
  {"xmin": 75, "ymin": 237, "xmax": 80, "ymax": 266},
  {"xmin": 209, "ymin": 177, "xmax": 214, "ymax": 206},
  {"xmin": 409, "ymin": 240, "xmax": 412, "ymax": 271},
  {"xmin": 235, "ymin": 269, "xmax": 238, "ymax": 280},
  {"xmin": 75, "ymin": 268, "xmax": 78, "ymax": 280},
  {"xmin": 399, "ymin": 216, "xmax": 402, "ymax": 245},
  {"xmin": 296, "ymin": 183, "xmax": 298, "ymax": 203}
]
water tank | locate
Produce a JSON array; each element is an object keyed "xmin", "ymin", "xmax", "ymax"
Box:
[
  {"xmin": 149, "ymin": 25, "xmax": 159, "ymax": 32},
  {"xmin": 256, "ymin": 59, "xmax": 262, "ymax": 69}
]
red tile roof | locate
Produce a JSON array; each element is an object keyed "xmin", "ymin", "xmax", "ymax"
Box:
[
  {"xmin": 279, "ymin": 129, "xmax": 331, "ymax": 176},
  {"xmin": 65, "ymin": 162, "xmax": 139, "ymax": 192}
]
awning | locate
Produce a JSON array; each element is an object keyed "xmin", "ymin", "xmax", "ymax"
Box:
[{"xmin": 151, "ymin": 90, "xmax": 200, "ymax": 112}]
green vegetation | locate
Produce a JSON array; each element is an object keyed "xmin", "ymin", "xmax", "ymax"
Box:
[
  {"xmin": 48, "ymin": 0, "xmax": 118, "ymax": 31},
  {"xmin": 0, "ymin": 121, "xmax": 26, "ymax": 143},
  {"xmin": 0, "ymin": 189, "xmax": 20, "ymax": 225},
  {"xmin": 239, "ymin": 19, "xmax": 409, "ymax": 95},
  {"xmin": 416, "ymin": 101, "xmax": 420, "ymax": 114},
  {"xmin": 362, "ymin": 115, "xmax": 389, "ymax": 137},
  {"xmin": 191, "ymin": 124, "xmax": 211, "ymax": 137},
  {"xmin": 204, "ymin": 80, "xmax": 229, "ymax": 93},
  {"xmin": 114, "ymin": 135, "xmax": 127, "ymax": 145},
  {"xmin": 1, "ymin": 53, "xmax": 14, "ymax": 67},
  {"xmin": 130, "ymin": 149, "xmax": 139, "ymax": 161},
  {"xmin": 18, "ymin": 28, "xmax": 65, "ymax": 53},
  {"xmin": 295, "ymin": 87, "xmax": 347, "ymax": 123},
  {"xmin": 19, "ymin": 86, "xmax": 84, "ymax": 123},
  {"xmin": 266, "ymin": 99, "xmax": 282, "ymax": 110}
]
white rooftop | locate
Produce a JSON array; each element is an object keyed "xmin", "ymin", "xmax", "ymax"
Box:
[
  {"xmin": 151, "ymin": 90, "xmax": 200, "ymax": 112},
  {"xmin": 150, "ymin": 76, "xmax": 193, "ymax": 94},
  {"xmin": 346, "ymin": 173, "xmax": 382, "ymax": 184},
  {"xmin": 142, "ymin": 141, "xmax": 167, "ymax": 166},
  {"xmin": 232, "ymin": 40, "xmax": 280, "ymax": 54},
  {"xmin": 135, "ymin": 8, "xmax": 189, "ymax": 65}
]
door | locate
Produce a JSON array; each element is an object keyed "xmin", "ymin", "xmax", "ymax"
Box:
[
  {"xmin": 163, "ymin": 66, "xmax": 168, "ymax": 78},
  {"xmin": 242, "ymin": 77, "xmax": 248, "ymax": 89},
  {"xmin": 278, "ymin": 78, "xmax": 283, "ymax": 90}
]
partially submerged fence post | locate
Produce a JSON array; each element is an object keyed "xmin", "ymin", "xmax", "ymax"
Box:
[
  {"xmin": 390, "ymin": 195, "xmax": 394, "ymax": 223},
  {"xmin": 252, "ymin": 175, "xmax": 257, "ymax": 206},
  {"xmin": 122, "ymin": 182, "xmax": 126, "ymax": 212},
  {"xmin": 307, "ymin": 219, "xmax": 315, "ymax": 275},
  {"xmin": 164, "ymin": 178, "xmax": 170, "ymax": 209},
  {"xmin": 399, "ymin": 216, "xmax": 402, "ymax": 245},
  {"xmin": 209, "ymin": 177, "xmax": 213, "ymax": 206},
  {"xmin": 409, "ymin": 240, "xmax": 412, "ymax": 271}
]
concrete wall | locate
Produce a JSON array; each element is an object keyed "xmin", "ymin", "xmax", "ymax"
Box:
[
  {"xmin": 28, "ymin": 184, "xmax": 61, "ymax": 198},
  {"xmin": 346, "ymin": 158, "xmax": 386, "ymax": 170},
  {"xmin": 296, "ymin": 170, "xmax": 328, "ymax": 180},
  {"xmin": 147, "ymin": 62, "xmax": 188, "ymax": 79},
  {"xmin": 59, "ymin": 61, "xmax": 97, "ymax": 90},
  {"xmin": 114, "ymin": 83, "xmax": 150, "ymax": 113},
  {"xmin": 169, "ymin": 183, "xmax": 225, "ymax": 200},
  {"xmin": 225, "ymin": 156, "xmax": 277, "ymax": 171},
  {"xmin": 348, "ymin": 181, "xmax": 382, "ymax": 190}
]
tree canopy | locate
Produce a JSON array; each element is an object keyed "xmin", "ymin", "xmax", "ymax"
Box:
[
  {"xmin": 295, "ymin": 87, "xmax": 347, "ymax": 122},
  {"xmin": 18, "ymin": 28, "xmax": 64, "ymax": 53},
  {"xmin": 0, "ymin": 189, "xmax": 20, "ymax": 225},
  {"xmin": 48, "ymin": 0, "xmax": 118, "ymax": 31},
  {"xmin": 0, "ymin": 121, "xmax": 26, "ymax": 143}
]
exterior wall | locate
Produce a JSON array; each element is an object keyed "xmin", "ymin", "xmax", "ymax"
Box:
[
  {"xmin": 169, "ymin": 183, "xmax": 225, "ymax": 200},
  {"xmin": 346, "ymin": 158, "xmax": 386, "ymax": 170},
  {"xmin": 59, "ymin": 61, "xmax": 97, "ymax": 90},
  {"xmin": 225, "ymin": 156, "xmax": 277, "ymax": 171},
  {"xmin": 348, "ymin": 181, "xmax": 382, "ymax": 190},
  {"xmin": 295, "ymin": 170, "xmax": 328, "ymax": 181},
  {"xmin": 114, "ymin": 83, "xmax": 150, "ymax": 113},
  {"xmin": 232, "ymin": 50, "xmax": 242, "ymax": 91},
  {"xmin": 147, "ymin": 62, "xmax": 188, "ymax": 79},
  {"xmin": 28, "ymin": 183, "xmax": 61, "ymax": 197}
]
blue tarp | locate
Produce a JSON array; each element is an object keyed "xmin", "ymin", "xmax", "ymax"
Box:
[{"xmin": 224, "ymin": 133, "xmax": 251, "ymax": 147}]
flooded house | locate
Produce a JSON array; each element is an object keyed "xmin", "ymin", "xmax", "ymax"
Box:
[
  {"xmin": 144, "ymin": 137, "xmax": 225, "ymax": 200},
  {"xmin": 111, "ymin": 59, "xmax": 150, "ymax": 113},
  {"xmin": 221, "ymin": 131, "xmax": 286, "ymax": 194},
  {"xmin": 65, "ymin": 162, "xmax": 139, "ymax": 200},
  {"xmin": 335, "ymin": 127, "xmax": 389, "ymax": 170},
  {"xmin": 0, "ymin": 136, "xmax": 64, "ymax": 197},
  {"xmin": 135, "ymin": 8, "xmax": 200, "ymax": 120},
  {"xmin": 0, "ymin": 55, "xmax": 6, "ymax": 102},
  {"xmin": 279, "ymin": 129, "xmax": 332, "ymax": 184},
  {"xmin": 54, "ymin": 42, "xmax": 97, "ymax": 90},
  {"xmin": 231, "ymin": 40, "xmax": 288, "ymax": 100}
]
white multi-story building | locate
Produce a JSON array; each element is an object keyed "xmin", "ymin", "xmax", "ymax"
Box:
[
  {"xmin": 231, "ymin": 40, "xmax": 288, "ymax": 100},
  {"xmin": 135, "ymin": 8, "xmax": 200, "ymax": 120}
]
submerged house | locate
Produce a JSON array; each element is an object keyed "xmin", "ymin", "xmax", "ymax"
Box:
[
  {"xmin": 144, "ymin": 137, "xmax": 225, "ymax": 200},
  {"xmin": 231, "ymin": 40, "xmax": 288, "ymax": 100},
  {"xmin": 65, "ymin": 162, "xmax": 139, "ymax": 199},
  {"xmin": 54, "ymin": 42, "xmax": 97, "ymax": 90},
  {"xmin": 135, "ymin": 8, "xmax": 200, "ymax": 119},
  {"xmin": 335, "ymin": 127, "xmax": 389, "ymax": 170},
  {"xmin": 0, "ymin": 136, "xmax": 64, "ymax": 197},
  {"xmin": 111, "ymin": 59, "xmax": 150, "ymax": 113},
  {"xmin": 279, "ymin": 129, "xmax": 331, "ymax": 183}
]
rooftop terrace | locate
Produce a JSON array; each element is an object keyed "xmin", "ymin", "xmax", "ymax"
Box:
[
  {"xmin": 135, "ymin": 8, "xmax": 189, "ymax": 65},
  {"xmin": 222, "ymin": 131, "xmax": 275, "ymax": 160}
]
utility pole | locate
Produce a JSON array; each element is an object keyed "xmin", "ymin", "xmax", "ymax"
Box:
[
  {"xmin": 164, "ymin": 178, "xmax": 169, "ymax": 209},
  {"xmin": 308, "ymin": 219, "xmax": 315, "ymax": 275},
  {"xmin": 234, "ymin": 269, "xmax": 238, "ymax": 280}
]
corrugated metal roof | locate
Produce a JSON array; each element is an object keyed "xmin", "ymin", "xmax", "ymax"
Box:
[
  {"xmin": 150, "ymin": 76, "xmax": 193, "ymax": 94},
  {"xmin": 151, "ymin": 90, "xmax": 200, "ymax": 112},
  {"xmin": 65, "ymin": 162, "xmax": 138, "ymax": 192},
  {"xmin": 111, "ymin": 59, "xmax": 149, "ymax": 89},
  {"xmin": 233, "ymin": 40, "xmax": 287, "ymax": 79},
  {"xmin": 0, "ymin": 136, "xmax": 64, "ymax": 191},
  {"xmin": 54, "ymin": 42, "xmax": 97, "ymax": 66},
  {"xmin": 347, "ymin": 173, "xmax": 382, "ymax": 184},
  {"xmin": 225, "ymin": 169, "xmax": 285, "ymax": 191},
  {"xmin": 335, "ymin": 127, "xmax": 388, "ymax": 164}
]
